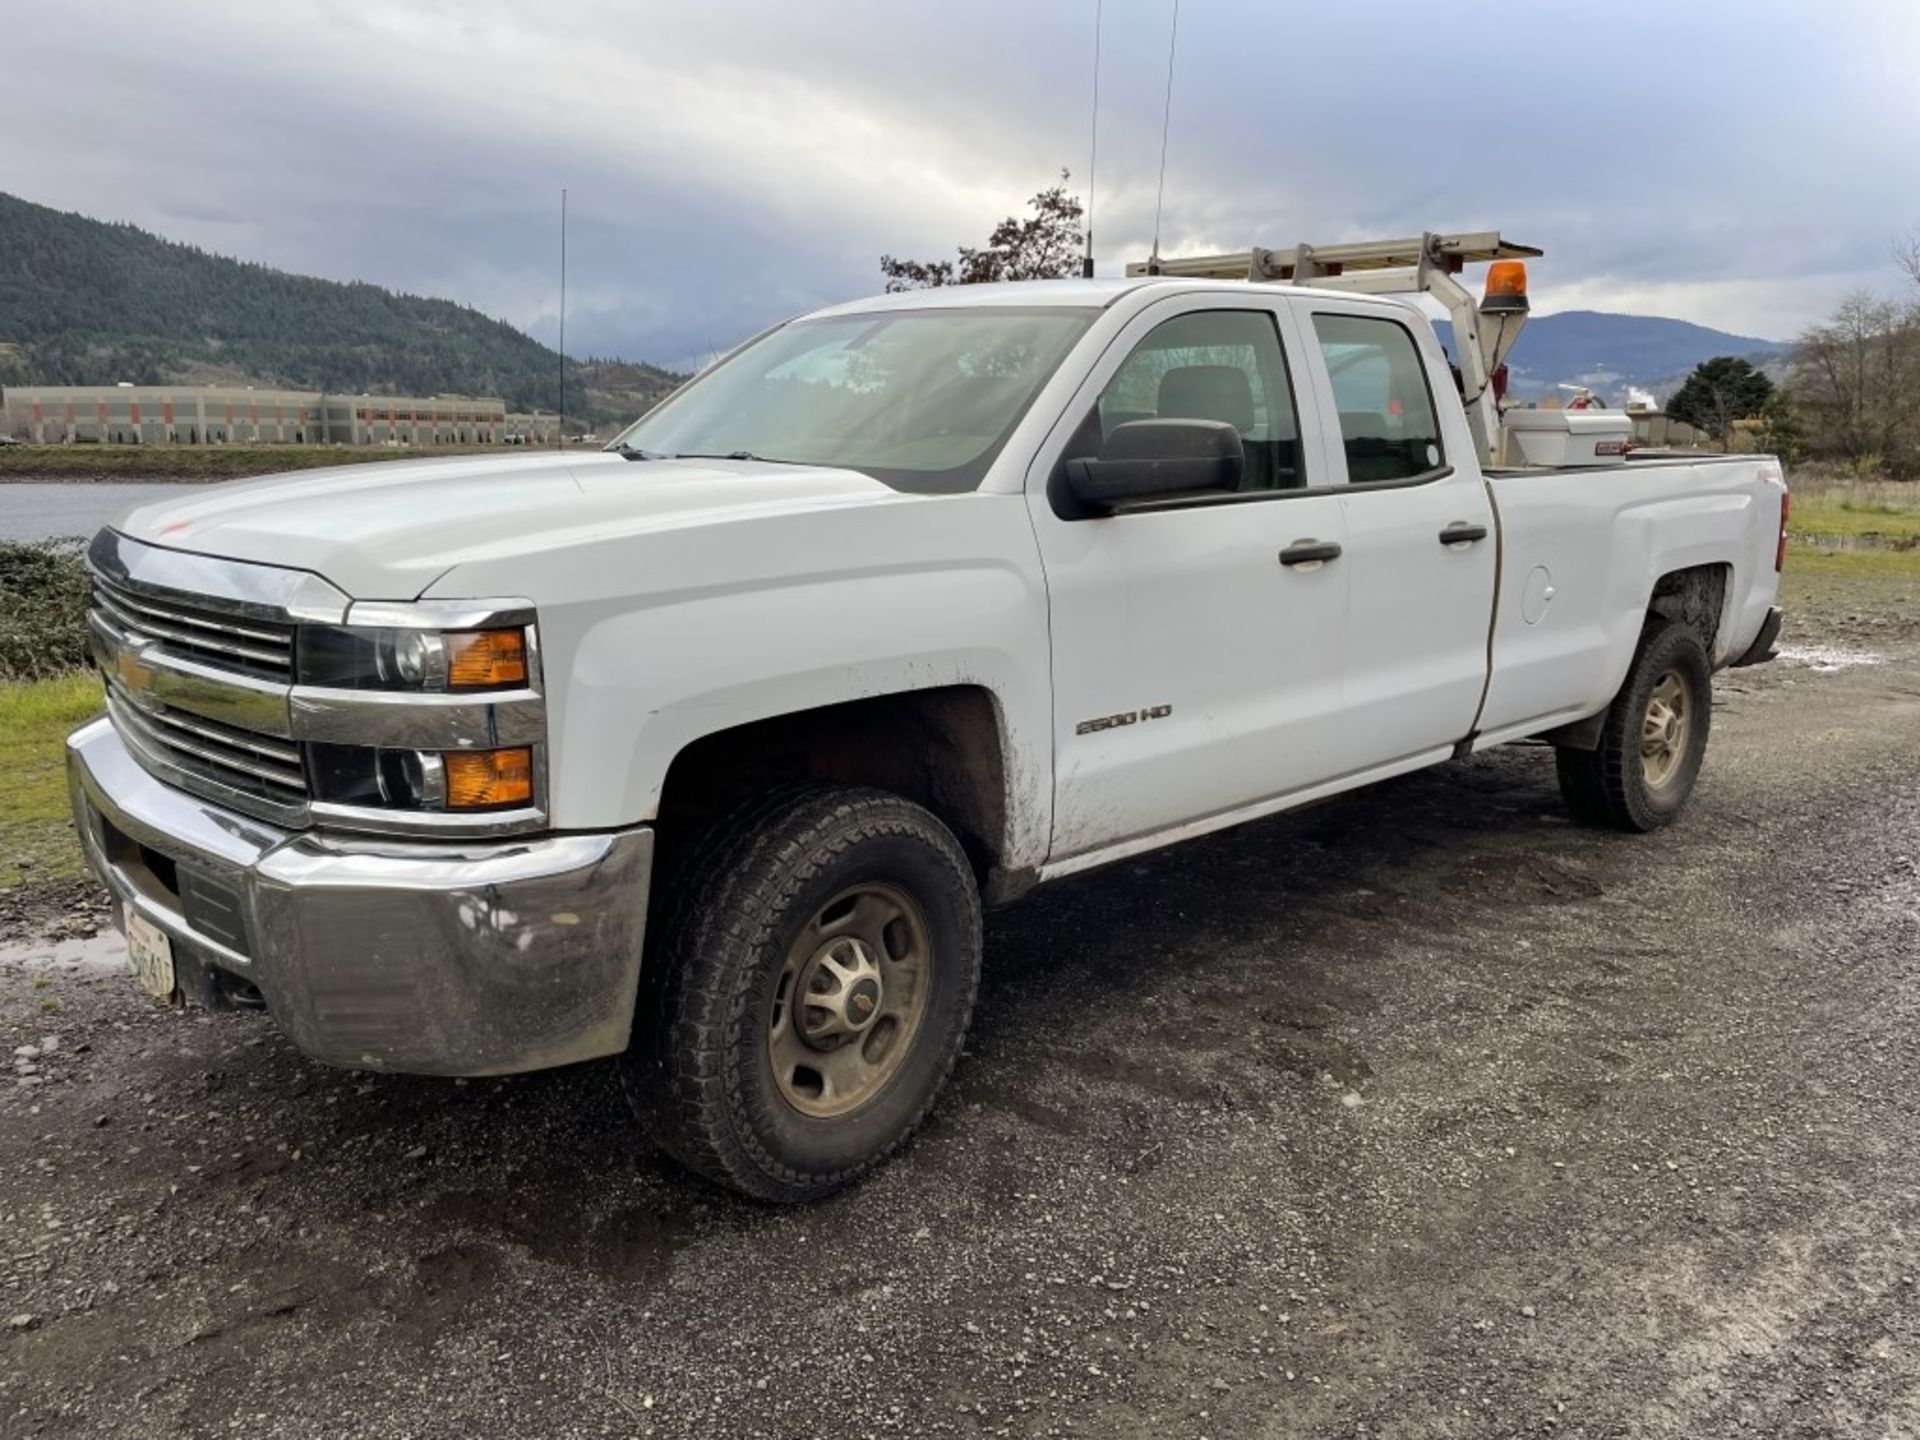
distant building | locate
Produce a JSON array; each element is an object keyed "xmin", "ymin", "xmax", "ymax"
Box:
[
  {"xmin": 0, "ymin": 384, "xmax": 510, "ymax": 446},
  {"xmin": 501, "ymin": 411, "xmax": 564, "ymax": 446},
  {"xmin": 1622, "ymin": 404, "xmax": 1704, "ymax": 449}
]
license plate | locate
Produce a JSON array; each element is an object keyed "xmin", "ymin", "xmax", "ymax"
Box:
[{"xmin": 124, "ymin": 908, "xmax": 177, "ymax": 1001}]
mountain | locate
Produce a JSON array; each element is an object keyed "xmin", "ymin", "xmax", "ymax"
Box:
[
  {"xmin": 1459, "ymin": 309, "xmax": 1793, "ymax": 405},
  {"xmin": 0, "ymin": 192, "xmax": 682, "ymax": 427},
  {"xmin": 0, "ymin": 187, "xmax": 1796, "ymax": 422}
]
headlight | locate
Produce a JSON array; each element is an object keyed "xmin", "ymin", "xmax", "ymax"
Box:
[
  {"xmin": 294, "ymin": 615, "xmax": 542, "ymax": 823},
  {"xmin": 309, "ymin": 741, "xmax": 532, "ymax": 812},
  {"xmin": 298, "ymin": 626, "xmax": 529, "ymax": 692},
  {"xmin": 390, "ymin": 629, "xmax": 444, "ymax": 687}
]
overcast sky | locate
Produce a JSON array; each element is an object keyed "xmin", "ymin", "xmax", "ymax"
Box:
[{"xmin": 3, "ymin": 0, "xmax": 1915, "ymax": 368}]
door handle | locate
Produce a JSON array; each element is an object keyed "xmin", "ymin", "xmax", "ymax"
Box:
[
  {"xmin": 1438, "ymin": 523, "xmax": 1489, "ymax": 546},
  {"xmin": 1279, "ymin": 540, "xmax": 1343, "ymax": 567}
]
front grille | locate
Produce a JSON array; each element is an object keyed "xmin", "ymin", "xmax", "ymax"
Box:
[
  {"xmin": 91, "ymin": 572, "xmax": 295, "ymax": 681},
  {"xmin": 105, "ymin": 683, "xmax": 309, "ymax": 818}
]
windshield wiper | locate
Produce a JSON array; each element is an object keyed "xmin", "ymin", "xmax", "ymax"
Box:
[
  {"xmin": 615, "ymin": 445, "xmax": 805, "ymax": 465},
  {"xmin": 669, "ymin": 450, "xmax": 811, "ymax": 465}
]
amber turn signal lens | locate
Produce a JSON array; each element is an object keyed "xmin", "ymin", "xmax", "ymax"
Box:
[
  {"xmin": 444, "ymin": 747, "xmax": 533, "ymax": 808},
  {"xmin": 446, "ymin": 628, "xmax": 527, "ymax": 688}
]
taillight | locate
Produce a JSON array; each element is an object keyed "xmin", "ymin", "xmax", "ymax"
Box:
[{"xmin": 1775, "ymin": 490, "xmax": 1790, "ymax": 572}]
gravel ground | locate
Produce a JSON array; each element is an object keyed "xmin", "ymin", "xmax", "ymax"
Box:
[{"xmin": 2, "ymin": 607, "xmax": 1918, "ymax": 1439}]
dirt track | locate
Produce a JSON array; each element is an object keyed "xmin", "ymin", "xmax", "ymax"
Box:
[{"xmin": 3, "ymin": 619, "xmax": 1918, "ymax": 1439}]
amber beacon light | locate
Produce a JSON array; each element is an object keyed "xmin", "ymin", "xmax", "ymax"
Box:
[{"xmin": 1481, "ymin": 260, "xmax": 1529, "ymax": 315}]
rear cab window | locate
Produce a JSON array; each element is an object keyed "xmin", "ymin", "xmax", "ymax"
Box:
[{"xmin": 1311, "ymin": 313, "xmax": 1445, "ymax": 485}]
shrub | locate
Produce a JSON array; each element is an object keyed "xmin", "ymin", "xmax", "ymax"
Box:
[{"xmin": 0, "ymin": 539, "xmax": 92, "ymax": 682}]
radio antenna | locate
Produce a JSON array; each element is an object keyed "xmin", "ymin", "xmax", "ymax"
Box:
[
  {"xmin": 1147, "ymin": 0, "xmax": 1180, "ymax": 276},
  {"xmin": 557, "ymin": 186, "xmax": 567, "ymax": 452},
  {"xmin": 1082, "ymin": 0, "xmax": 1102, "ymax": 279}
]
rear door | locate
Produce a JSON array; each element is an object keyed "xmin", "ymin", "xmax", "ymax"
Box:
[
  {"xmin": 1300, "ymin": 305, "xmax": 1498, "ymax": 768},
  {"xmin": 1026, "ymin": 294, "xmax": 1350, "ymax": 862}
]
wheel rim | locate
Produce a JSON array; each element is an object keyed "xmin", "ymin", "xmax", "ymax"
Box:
[
  {"xmin": 768, "ymin": 883, "xmax": 932, "ymax": 1119},
  {"xmin": 1640, "ymin": 669, "xmax": 1692, "ymax": 792}
]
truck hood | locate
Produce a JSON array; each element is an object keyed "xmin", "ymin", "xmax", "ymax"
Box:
[{"xmin": 114, "ymin": 450, "xmax": 913, "ymax": 598}]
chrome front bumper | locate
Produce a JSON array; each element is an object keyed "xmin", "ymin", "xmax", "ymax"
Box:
[{"xmin": 66, "ymin": 715, "xmax": 653, "ymax": 1077}]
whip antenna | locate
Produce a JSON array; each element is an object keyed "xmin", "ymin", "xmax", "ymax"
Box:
[
  {"xmin": 1147, "ymin": 0, "xmax": 1180, "ymax": 276},
  {"xmin": 557, "ymin": 187, "xmax": 567, "ymax": 452},
  {"xmin": 1082, "ymin": 0, "xmax": 1102, "ymax": 279}
]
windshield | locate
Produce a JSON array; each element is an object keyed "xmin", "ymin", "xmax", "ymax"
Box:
[{"xmin": 608, "ymin": 307, "xmax": 1094, "ymax": 493}]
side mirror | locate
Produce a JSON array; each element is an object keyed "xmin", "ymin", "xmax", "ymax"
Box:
[{"xmin": 1064, "ymin": 419, "xmax": 1244, "ymax": 513}]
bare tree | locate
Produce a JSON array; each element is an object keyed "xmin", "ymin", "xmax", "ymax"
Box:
[
  {"xmin": 1790, "ymin": 290, "xmax": 1918, "ymax": 472},
  {"xmin": 1896, "ymin": 227, "xmax": 1920, "ymax": 296}
]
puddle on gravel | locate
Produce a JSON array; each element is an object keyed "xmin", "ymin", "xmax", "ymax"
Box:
[
  {"xmin": 0, "ymin": 930, "xmax": 127, "ymax": 974},
  {"xmin": 1775, "ymin": 644, "xmax": 1885, "ymax": 673}
]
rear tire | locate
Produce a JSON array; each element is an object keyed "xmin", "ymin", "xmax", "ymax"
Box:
[
  {"xmin": 623, "ymin": 784, "xmax": 982, "ymax": 1203},
  {"xmin": 1556, "ymin": 620, "xmax": 1712, "ymax": 832}
]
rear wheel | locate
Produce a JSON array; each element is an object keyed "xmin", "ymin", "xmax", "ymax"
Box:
[
  {"xmin": 1556, "ymin": 620, "xmax": 1712, "ymax": 832},
  {"xmin": 623, "ymin": 785, "xmax": 982, "ymax": 1202}
]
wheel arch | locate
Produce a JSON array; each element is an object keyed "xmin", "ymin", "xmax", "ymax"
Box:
[
  {"xmin": 649, "ymin": 684, "xmax": 1029, "ymax": 900},
  {"xmin": 1542, "ymin": 562, "xmax": 1732, "ymax": 751},
  {"xmin": 1647, "ymin": 561, "xmax": 1733, "ymax": 662}
]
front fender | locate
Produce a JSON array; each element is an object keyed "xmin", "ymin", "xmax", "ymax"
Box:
[{"xmin": 432, "ymin": 494, "xmax": 1056, "ymax": 875}]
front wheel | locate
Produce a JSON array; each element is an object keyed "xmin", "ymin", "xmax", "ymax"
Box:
[
  {"xmin": 1556, "ymin": 620, "xmax": 1713, "ymax": 832},
  {"xmin": 623, "ymin": 785, "xmax": 982, "ymax": 1202}
]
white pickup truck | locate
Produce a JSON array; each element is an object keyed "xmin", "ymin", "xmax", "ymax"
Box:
[{"xmin": 67, "ymin": 235, "xmax": 1787, "ymax": 1200}]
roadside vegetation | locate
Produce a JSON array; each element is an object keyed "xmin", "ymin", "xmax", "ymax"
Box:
[
  {"xmin": 0, "ymin": 539, "xmax": 90, "ymax": 681},
  {"xmin": 0, "ymin": 442, "xmax": 502, "ymax": 483},
  {"xmin": 1, "ymin": 542, "xmax": 99, "ymax": 890}
]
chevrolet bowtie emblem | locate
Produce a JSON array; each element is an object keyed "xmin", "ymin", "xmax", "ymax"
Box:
[{"xmin": 115, "ymin": 641, "xmax": 157, "ymax": 707}]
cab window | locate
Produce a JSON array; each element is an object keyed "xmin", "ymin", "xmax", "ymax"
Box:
[
  {"xmin": 1065, "ymin": 309, "xmax": 1304, "ymax": 494},
  {"xmin": 1311, "ymin": 313, "xmax": 1444, "ymax": 484}
]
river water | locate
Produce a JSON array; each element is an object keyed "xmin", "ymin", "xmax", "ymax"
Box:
[{"xmin": 0, "ymin": 484, "xmax": 194, "ymax": 543}]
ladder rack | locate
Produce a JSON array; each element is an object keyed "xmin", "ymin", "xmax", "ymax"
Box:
[
  {"xmin": 1123, "ymin": 230, "xmax": 1541, "ymax": 282},
  {"xmin": 1126, "ymin": 230, "xmax": 1544, "ymax": 465}
]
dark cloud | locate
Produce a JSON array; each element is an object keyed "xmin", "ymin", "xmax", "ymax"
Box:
[{"xmin": 3, "ymin": 0, "xmax": 1913, "ymax": 364}]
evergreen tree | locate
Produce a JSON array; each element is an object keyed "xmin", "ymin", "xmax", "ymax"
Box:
[{"xmin": 1666, "ymin": 355, "xmax": 1773, "ymax": 446}]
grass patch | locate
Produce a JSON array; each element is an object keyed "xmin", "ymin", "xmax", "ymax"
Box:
[
  {"xmin": 1790, "ymin": 492, "xmax": 1920, "ymax": 540},
  {"xmin": 0, "ymin": 672, "xmax": 103, "ymax": 889},
  {"xmin": 1780, "ymin": 538, "xmax": 1920, "ymax": 623},
  {"xmin": 1784, "ymin": 542, "xmax": 1920, "ymax": 579},
  {"xmin": 0, "ymin": 443, "xmax": 503, "ymax": 483}
]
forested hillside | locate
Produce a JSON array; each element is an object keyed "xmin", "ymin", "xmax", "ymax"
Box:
[{"xmin": 0, "ymin": 192, "xmax": 680, "ymax": 426}]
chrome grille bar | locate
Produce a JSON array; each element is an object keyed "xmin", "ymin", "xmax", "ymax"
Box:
[
  {"xmin": 105, "ymin": 686, "xmax": 309, "ymax": 798},
  {"xmin": 130, "ymin": 693, "xmax": 304, "ymax": 775},
  {"xmin": 93, "ymin": 582, "xmax": 293, "ymax": 647},
  {"xmin": 92, "ymin": 574, "xmax": 295, "ymax": 677}
]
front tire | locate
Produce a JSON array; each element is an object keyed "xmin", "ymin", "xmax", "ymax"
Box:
[
  {"xmin": 1556, "ymin": 619, "xmax": 1713, "ymax": 832},
  {"xmin": 624, "ymin": 785, "xmax": 982, "ymax": 1202}
]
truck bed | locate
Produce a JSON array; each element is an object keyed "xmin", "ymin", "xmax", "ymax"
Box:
[{"xmin": 1473, "ymin": 452, "xmax": 1786, "ymax": 750}]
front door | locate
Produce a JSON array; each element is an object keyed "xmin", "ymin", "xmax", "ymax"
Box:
[{"xmin": 1027, "ymin": 299, "xmax": 1350, "ymax": 863}]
